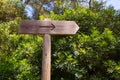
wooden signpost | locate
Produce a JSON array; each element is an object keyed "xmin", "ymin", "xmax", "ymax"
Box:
[{"xmin": 19, "ymin": 20, "xmax": 79, "ymax": 80}]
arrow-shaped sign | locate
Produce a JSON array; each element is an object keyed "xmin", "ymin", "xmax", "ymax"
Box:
[
  {"xmin": 19, "ymin": 20, "xmax": 80, "ymax": 80},
  {"xmin": 19, "ymin": 20, "xmax": 79, "ymax": 35}
]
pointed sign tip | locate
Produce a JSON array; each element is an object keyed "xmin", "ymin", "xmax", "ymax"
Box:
[{"xmin": 19, "ymin": 20, "xmax": 80, "ymax": 35}]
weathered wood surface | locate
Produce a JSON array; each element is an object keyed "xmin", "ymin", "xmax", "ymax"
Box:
[
  {"xmin": 42, "ymin": 34, "xmax": 51, "ymax": 80},
  {"xmin": 19, "ymin": 20, "xmax": 79, "ymax": 80},
  {"xmin": 19, "ymin": 20, "xmax": 79, "ymax": 35}
]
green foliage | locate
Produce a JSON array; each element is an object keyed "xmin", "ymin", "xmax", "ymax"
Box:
[
  {"xmin": 0, "ymin": 0, "xmax": 120, "ymax": 80},
  {"xmin": 0, "ymin": 17, "xmax": 43, "ymax": 79},
  {"xmin": 51, "ymin": 27, "xmax": 117, "ymax": 79},
  {"xmin": 45, "ymin": 7, "xmax": 119, "ymax": 79},
  {"xmin": 0, "ymin": 0, "xmax": 25, "ymax": 23},
  {"xmin": 104, "ymin": 60, "xmax": 120, "ymax": 80},
  {"xmin": 48, "ymin": 7, "xmax": 120, "ymax": 36},
  {"xmin": 0, "ymin": 54, "xmax": 15, "ymax": 80}
]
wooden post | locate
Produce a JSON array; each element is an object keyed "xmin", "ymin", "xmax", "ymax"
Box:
[
  {"xmin": 19, "ymin": 19, "xmax": 79, "ymax": 80},
  {"xmin": 42, "ymin": 34, "xmax": 51, "ymax": 80}
]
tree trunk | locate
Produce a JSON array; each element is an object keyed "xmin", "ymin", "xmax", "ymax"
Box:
[{"xmin": 89, "ymin": 0, "xmax": 92, "ymax": 9}]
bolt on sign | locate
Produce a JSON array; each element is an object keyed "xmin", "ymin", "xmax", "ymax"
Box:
[{"xmin": 19, "ymin": 20, "xmax": 79, "ymax": 80}]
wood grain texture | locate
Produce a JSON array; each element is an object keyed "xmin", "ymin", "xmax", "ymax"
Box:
[
  {"xmin": 19, "ymin": 20, "xmax": 79, "ymax": 80},
  {"xmin": 42, "ymin": 34, "xmax": 51, "ymax": 80},
  {"xmin": 19, "ymin": 20, "xmax": 79, "ymax": 35}
]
